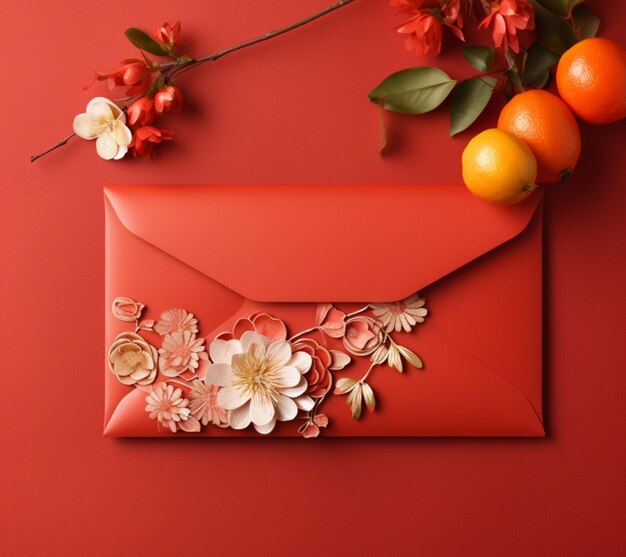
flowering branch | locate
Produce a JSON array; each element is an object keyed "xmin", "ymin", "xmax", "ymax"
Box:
[{"xmin": 30, "ymin": 0, "xmax": 356, "ymax": 162}]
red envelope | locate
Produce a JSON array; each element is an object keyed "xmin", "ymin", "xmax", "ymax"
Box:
[{"xmin": 104, "ymin": 184, "xmax": 543, "ymax": 437}]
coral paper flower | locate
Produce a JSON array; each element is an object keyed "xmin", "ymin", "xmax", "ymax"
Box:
[
  {"xmin": 73, "ymin": 97, "xmax": 132, "ymax": 160},
  {"xmin": 292, "ymin": 338, "xmax": 350, "ymax": 398},
  {"xmin": 316, "ymin": 303, "xmax": 346, "ymax": 338},
  {"xmin": 369, "ymin": 293, "xmax": 428, "ymax": 333},
  {"xmin": 154, "ymin": 85, "xmax": 184, "ymax": 113},
  {"xmin": 108, "ymin": 332, "xmax": 158, "ymax": 386},
  {"xmin": 217, "ymin": 312, "xmax": 288, "ymax": 342},
  {"xmin": 154, "ymin": 308, "xmax": 199, "ymax": 336},
  {"xmin": 131, "ymin": 125, "xmax": 173, "ymax": 158},
  {"xmin": 188, "ymin": 378, "xmax": 230, "ymax": 427},
  {"xmin": 158, "ymin": 330, "xmax": 206, "ymax": 377},
  {"xmin": 111, "ymin": 296, "xmax": 144, "ymax": 322},
  {"xmin": 392, "ymin": 0, "xmax": 464, "ymax": 57},
  {"xmin": 343, "ymin": 316, "xmax": 385, "ymax": 356},
  {"xmin": 153, "ymin": 21, "xmax": 181, "ymax": 47},
  {"xmin": 126, "ymin": 96, "xmax": 155, "ymax": 126},
  {"xmin": 479, "ymin": 0, "xmax": 535, "ymax": 54},
  {"xmin": 205, "ymin": 332, "xmax": 313, "ymax": 434},
  {"xmin": 145, "ymin": 383, "xmax": 200, "ymax": 433}
]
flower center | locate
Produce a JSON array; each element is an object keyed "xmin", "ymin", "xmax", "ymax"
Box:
[
  {"xmin": 231, "ymin": 348, "xmax": 281, "ymax": 401},
  {"xmin": 122, "ymin": 349, "xmax": 145, "ymax": 371}
]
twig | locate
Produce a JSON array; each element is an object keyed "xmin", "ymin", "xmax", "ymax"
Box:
[
  {"xmin": 30, "ymin": 0, "xmax": 357, "ymax": 162},
  {"xmin": 30, "ymin": 133, "xmax": 76, "ymax": 163}
]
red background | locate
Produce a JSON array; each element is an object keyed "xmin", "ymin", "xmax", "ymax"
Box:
[{"xmin": 2, "ymin": 0, "xmax": 625, "ymax": 554}]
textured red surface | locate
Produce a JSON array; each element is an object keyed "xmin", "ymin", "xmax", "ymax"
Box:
[{"xmin": 1, "ymin": 0, "xmax": 625, "ymax": 555}]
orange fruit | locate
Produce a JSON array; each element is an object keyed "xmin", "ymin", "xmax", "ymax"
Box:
[
  {"xmin": 556, "ymin": 38, "xmax": 626, "ymax": 125},
  {"xmin": 497, "ymin": 90, "xmax": 581, "ymax": 183},
  {"xmin": 462, "ymin": 128, "xmax": 538, "ymax": 205}
]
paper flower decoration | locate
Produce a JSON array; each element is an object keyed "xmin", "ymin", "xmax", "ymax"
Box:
[
  {"xmin": 369, "ymin": 293, "xmax": 428, "ymax": 333},
  {"xmin": 108, "ymin": 332, "xmax": 158, "ymax": 386}
]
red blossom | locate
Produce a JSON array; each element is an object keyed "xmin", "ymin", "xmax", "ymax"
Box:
[
  {"xmin": 479, "ymin": 0, "xmax": 535, "ymax": 54},
  {"xmin": 154, "ymin": 85, "xmax": 184, "ymax": 113},
  {"xmin": 391, "ymin": 0, "xmax": 465, "ymax": 57},
  {"xmin": 126, "ymin": 96, "xmax": 155, "ymax": 126},
  {"xmin": 131, "ymin": 125, "xmax": 173, "ymax": 158},
  {"xmin": 153, "ymin": 21, "xmax": 181, "ymax": 47},
  {"xmin": 87, "ymin": 59, "xmax": 152, "ymax": 96}
]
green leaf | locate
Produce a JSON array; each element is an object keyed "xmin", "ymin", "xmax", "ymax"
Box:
[
  {"xmin": 368, "ymin": 67, "xmax": 457, "ymax": 114},
  {"xmin": 535, "ymin": 9, "xmax": 577, "ymax": 55},
  {"xmin": 522, "ymin": 42, "xmax": 559, "ymax": 88},
  {"xmin": 462, "ymin": 46, "xmax": 494, "ymax": 72},
  {"xmin": 125, "ymin": 28, "xmax": 169, "ymax": 56},
  {"xmin": 536, "ymin": 0, "xmax": 583, "ymax": 17},
  {"xmin": 572, "ymin": 5, "xmax": 600, "ymax": 40},
  {"xmin": 449, "ymin": 77, "xmax": 497, "ymax": 136}
]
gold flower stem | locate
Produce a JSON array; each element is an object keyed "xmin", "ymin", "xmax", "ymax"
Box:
[
  {"xmin": 345, "ymin": 306, "xmax": 369, "ymax": 318},
  {"xmin": 30, "ymin": 0, "xmax": 357, "ymax": 162},
  {"xmin": 358, "ymin": 361, "xmax": 378, "ymax": 384},
  {"xmin": 288, "ymin": 326, "xmax": 320, "ymax": 342},
  {"xmin": 167, "ymin": 377, "xmax": 196, "ymax": 389}
]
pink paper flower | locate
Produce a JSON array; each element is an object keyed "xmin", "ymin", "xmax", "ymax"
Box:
[
  {"xmin": 299, "ymin": 413, "xmax": 329, "ymax": 438},
  {"xmin": 188, "ymin": 378, "xmax": 230, "ymax": 427},
  {"xmin": 391, "ymin": 0, "xmax": 465, "ymax": 58},
  {"xmin": 217, "ymin": 312, "xmax": 287, "ymax": 342},
  {"xmin": 111, "ymin": 296, "xmax": 145, "ymax": 322},
  {"xmin": 343, "ymin": 316, "xmax": 385, "ymax": 357},
  {"xmin": 145, "ymin": 383, "xmax": 200, "ymax": 433},
  {"xmin": 108, "ymin": 332, "xmax": 158, "ymax": 386},
  {"xmin": 292, "ymin": 338, "xmax": 351, "ymax": 399},
  {"xmin": 154, "ymin": 308, "xmax": 199, "ymax": 336},
  {"xmin": 316, "ymin": 303, "xmax": 346, "ymax": 338},
  {"xmin": 479, "ymin": 0, "xmax": 535, "ymax": 54},
  {"xmin": 369, "ymin": 293, "xmax": 428, "ymax": 333},
  {"xmin": 205, "ymin": 332, "xmax": 313, "ymax": 434},
  {"xmin": 158, "ymin": 330, "xmax": 206, "ymax": 377}
]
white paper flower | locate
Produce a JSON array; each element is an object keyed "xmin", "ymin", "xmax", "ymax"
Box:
[
  {"xmin": 73, "ymin": 97, "xmax": 132, "ymax": 160},
  {"xmin": 205, "ymin": 332, "xmax": 313, "ymax": 434}
]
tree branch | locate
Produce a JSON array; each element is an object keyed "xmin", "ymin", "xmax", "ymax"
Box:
[{"xmin": 30, "ymin": 0, "xmax": 357, "ymax": 162}]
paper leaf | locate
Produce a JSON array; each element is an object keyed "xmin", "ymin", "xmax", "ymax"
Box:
[
  {"xmin": 536, "ymin": 0, "xmax": 584, "ymax": 17},
  {"xmin": 347, "ymin": 384, "xmax": 363, "ymax": 419},
  {"xmin": 334, "ymin": 377, "xmax": 357, "ymax": 394},
  {"xmin": 362, "ymin": 383, "xmax": 376, "ymax": 412},
  {"xmin": 535, "ymin": 9, "xmax": 577, "ymax": 55},
  {"xmin": 125, "ymin": 28, "xmax": 169, "ymax": 57},
  {"xmin": 387, "ymin": 344, "xmax": 403, "ymax": 373},
  {"xmin": 572, "ymin": 5, "xmax": 600, "ymax": 40},
  {"xmin": 329, "ymin": 350, "xmax": 351, "ymax": 371},
  {"xmin": 370, "ymin": 344, "xmax": 389, "ymax": 366},
  {"xmin": 397, "ymin": 345, "xmax": 424, "ymax": 369},
  {"xmin": 449, "ymin": 77, "xmax": 497, "ymax": 136},
  {"xmin": 178, "ymin": 416, "xmax": 201, "ymax": 433},
  {"xmin": 462, "ymin": 46, "xmax": 494, "ymax": 72},
  {"xmin": 522, "ymin": 43, "xmax": 559, "ymax": 88},
  {"xmin": 368, "ymin": 67, "xmax": 457, "ymax": 114}
]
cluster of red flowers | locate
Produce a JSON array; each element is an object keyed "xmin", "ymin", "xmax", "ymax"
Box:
[
  {"xmin": 392, "ymin": 0, "xmax": 534, "ymax": 57},
  {"xmin": 89, "ymin": 22, "xmax": 184, "ymax": 157}
]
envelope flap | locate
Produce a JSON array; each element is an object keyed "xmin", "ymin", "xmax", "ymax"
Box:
[{"xmin": 104, "ymin": 184, "xmax": 540, "ymax": 302}]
